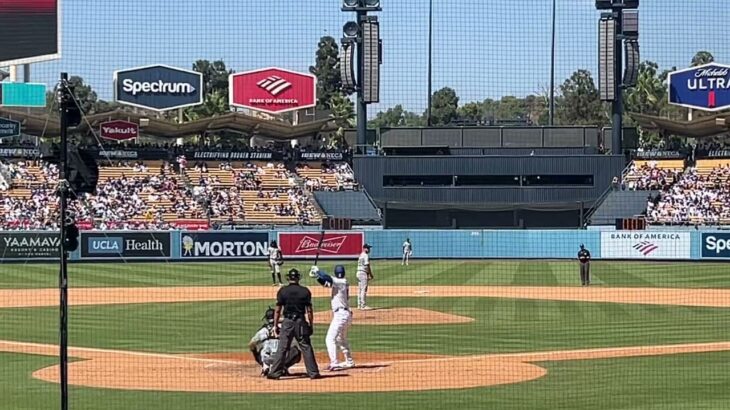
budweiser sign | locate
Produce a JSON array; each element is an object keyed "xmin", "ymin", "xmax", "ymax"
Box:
[
  {"xmin": 279, "ymin": 232, "xmax": 363, "ymax": 259},
  {"xmin": 100, "ymin": 120, "xmax": 139, "ymax": 141},
  {"xmin": 295, "ymin": 235, "xmax": 347, "ymax": 254}
]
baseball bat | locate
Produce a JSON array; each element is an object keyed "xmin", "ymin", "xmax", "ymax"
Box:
[{"xmin": 313, "ymin": 230, "xmax": 326, "ymax": 267}]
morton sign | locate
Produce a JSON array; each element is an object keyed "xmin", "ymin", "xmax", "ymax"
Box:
[
  {"xmin": 668, "ymin": 63, "xmax": 730, "ymax": 111},
  {"xmin": 229, "ymin": 67, "xmax": 316, "ymax": 114}
]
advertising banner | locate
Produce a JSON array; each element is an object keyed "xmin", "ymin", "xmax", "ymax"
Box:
[
  {"xmin": 100, "ymin": 120, "xmax": 139, "ymax": 141},
  {"xmin": 278, "ymin": 232, "xmax": 364, "ymax": 259},
  {"xmin": 180, "ymin": 231, "xmax": 269, "ymax": 259},
  {"xmin": 114, "ymin": 64, "xmax": 203, "ymax": 112},
  {"xmin": 299, "ymin": 152, "xmax": 345, "ymax": 161},
  {"xmin": 0, "ymin": 232, "xmax": 59, "ymax": 260},
  {"xmin": 0, "ymin": 117, "xmax": 21, "ymax": 138},
  {"xmin": 80, "ymin": 232, "xmax": 171, "ymax": 259},
  {"xmin": 0, "ymin": 147, "xmax": 39, "ymax": 158},
  {"xmin": 600, "ymin": 232, "xmax": 691, "ymax": 260},
  {"xmin": 0, "ymin": 0, "xmax": 59, "ymax": 66},
  {"xmin": 186, "ymin": 150, "xmax": 275, "ymax": 161},
  {"xmin": 701, "ymin": 233, "xmax": 730, "ymax": 259},
  {"xmin": 229, "ymin": 67, "xmax": 316, "ymax": 114},
  {"xmin": 668, "ymin": 64, "xmax": 730, "ymax": 111},
  {"xmin": 173, "ymin": 220, "xmax": 209, "ymax": 231}
]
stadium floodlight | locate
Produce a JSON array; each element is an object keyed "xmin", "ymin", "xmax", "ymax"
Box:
[
  {"xmin": 340, "ymin": 40, "xmax": 357, "ymax": 94},
  {"xmin": 622, "ymin": 10, "xmax": 639, "ymax": 38},
  {"xmin": 342, "ymin": 0, "xmax": 359, "ymax": 11},
  {"xmin": 623, "ymin": 40, "xmax": 640, "ymax": 88},
  {"xmin": 596, "ymin": 0, "xmax": 639, "ymax": 10},
  {"xmin": 343, "ymin": 21, "xmax": 360, "ymax": 38},
  {"xmin": 598, "ymin": 13, "xmax": 616, "ymax": 101},
  {"xmin": 362, "ymin": 17, "xmax": 381, "ymax": 103},
  {"xmin": 362, "ymin": 0, "xmax": 381, "ymax": 10}
]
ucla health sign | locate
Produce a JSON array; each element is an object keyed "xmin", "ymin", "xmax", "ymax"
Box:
[
  {"xmin": 114, "ymin": 64, "xmax": 203, "ymax": 111},
  {"xmin": 668, "ymin": 63, "xmax": 730, "ymax": 111},
  {"xmin": 80, "ymin": 232, "xmax": 171, "ymax": 259}
]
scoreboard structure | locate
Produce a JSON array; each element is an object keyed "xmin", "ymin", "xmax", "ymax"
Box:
[{"xmin": 0, "ymin": 0, "xmax": 60, "ymax": 66}]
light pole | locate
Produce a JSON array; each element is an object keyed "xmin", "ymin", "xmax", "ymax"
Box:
[{"xmin": 549, "ymin": 0, "xmax": 556, "ymax": 126}]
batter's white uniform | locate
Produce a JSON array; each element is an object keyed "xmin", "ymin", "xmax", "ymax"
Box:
[
  {"xmin": 326, "ymin": 276, "xmax": 354, "ymax": 367},
  {"xmin": 402, "ymin": 241, "xmax": 412, "ymax": 265},
  {"xmin": 357, "ymin": 252, "xmax": 370, "ymax": 309},
  {"xmin": 250, "ymin": 327, "xmax": 279, "ymax": 371}
]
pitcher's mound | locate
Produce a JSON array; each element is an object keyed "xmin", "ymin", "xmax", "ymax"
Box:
[{"xmin": 313, "ymin": 308, "xmax": 474, "ymax": 325}]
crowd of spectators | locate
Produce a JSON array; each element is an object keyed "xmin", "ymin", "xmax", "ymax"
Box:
[
  {"xmin": 298, "ymin": 162, "xmax": 358, "ymax": 192},
  {"xmin": 622, "ymin": 162, "xmax": 683, "ymax": 191},
  {"xmin": 646, "ymin": 165, "xmax": 730, "ymax": 225}
]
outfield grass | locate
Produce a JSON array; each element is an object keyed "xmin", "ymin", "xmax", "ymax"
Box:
[
  {"xmin": 1, "ymin": 260, "xmax": 729, "ymax": 409},
  {"xmin": 1, "ymin": 259, "xmax": 730, "ymax": 289}
]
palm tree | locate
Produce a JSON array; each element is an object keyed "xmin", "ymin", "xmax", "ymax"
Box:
[{"xmin": 691, "ymin": 51, "xmax": 715, "ymax": 67}]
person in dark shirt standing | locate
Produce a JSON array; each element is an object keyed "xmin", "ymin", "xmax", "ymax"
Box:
[
  {"xmin": 267, "ymin": 268, "xmax": 321, "ymax": 380},
  {"xmin": 578, "ymin": 244, "xmax": 591, "ymax": 286}
]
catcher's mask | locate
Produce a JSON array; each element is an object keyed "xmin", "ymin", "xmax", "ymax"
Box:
[
  {"xmin": 334, "ymin": 265, "xmax": 346, "ymax": 279},
  {"xmin": 262, "ymin": 306, "xmax": 275, "ymax": 325}
]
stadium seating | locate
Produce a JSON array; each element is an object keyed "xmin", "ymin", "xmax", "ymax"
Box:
[{"xmin": 0, "ymin": 159, "xmax": 325, "ymax": 230}]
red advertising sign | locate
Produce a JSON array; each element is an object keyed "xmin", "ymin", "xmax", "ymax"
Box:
[
  {"xmin": 229, "ymin": 67, "xmax": 317, "ymax": 114},
  {"xmin": 173, "ymin": 219, "xmax": 210, "ymax": 231},
  {"xmin": 278, "ymin": 232, "xmax": 364, "ymax": 259},
  {"xmin": 99, "ymin": 120, "xmax": 138, "ymax": 141}
]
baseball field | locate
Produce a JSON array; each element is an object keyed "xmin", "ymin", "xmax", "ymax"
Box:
[{"xmin": 1, "ymin": 260, "xmax": 730, "ymax": 409}]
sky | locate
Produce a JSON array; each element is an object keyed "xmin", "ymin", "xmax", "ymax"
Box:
[{"xmin": 10, "ymin": 0, "xmax": 730, "ymax": 115}]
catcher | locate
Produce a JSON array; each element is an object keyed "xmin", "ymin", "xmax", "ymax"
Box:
[
  {"xmin": 248, "ymin": 307, "xmax": 301, "ymax": 377},
  {"xmin": 268, "ymin": 240, "xmax": 284, "ymax": 286}
]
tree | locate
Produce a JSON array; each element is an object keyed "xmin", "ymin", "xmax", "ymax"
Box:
[
  {"xmin": 457, "ymin": 102, "xmax": 482, "ymax": 123},
  {"xmin": 555, "ymin": 69, "xmax": 606, "ymax": 126},
  {"xmin": 309, "ymin": 36, "xmax": 342, "ymax": 110},
  {"xmin": 44, "ymin": 76, "xmax": 114, "ymax": 116},
  {"xmin": 691, "ymin": 51, "xmax": 715, "ymax": 67},
  {"xmin": 187, "ymin": 59, "xmax": 233, "ymax": 118},
  {"xmin": 369, "ymin": 105, "xmax": 425, "ymax": 128},
  {"xmin": 430, "ymin": 87, "xmax": 459, "ymax": 125},
  {"xmin": 329, "ymin": 91, "xmax": 355, "ymax": 148}
]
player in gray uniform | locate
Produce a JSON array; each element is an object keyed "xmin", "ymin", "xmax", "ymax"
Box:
[
  {"xmin": 248, "ymin": 307, "xmax": 301, "ymax": 376},
  {"xmin": 402, "ymin": 238, "xmax": 413, "ymax": 266},
  {"xmin": 268, "ymin": 241, "xmax": 283, "ymax": 286}
]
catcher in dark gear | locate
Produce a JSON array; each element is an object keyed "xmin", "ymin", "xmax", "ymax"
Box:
[{"xmin": 248, "ymin": 306, "xmax": 301, "ymax": 377}]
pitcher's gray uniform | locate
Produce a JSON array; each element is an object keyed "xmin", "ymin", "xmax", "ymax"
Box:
[
  {"xmin": 402, "ymin": 239, "xmax": 413, "ymax": 266},
  {"xmin": 356, "ymin": 244, "xmax": 374, "ymax": 310}
]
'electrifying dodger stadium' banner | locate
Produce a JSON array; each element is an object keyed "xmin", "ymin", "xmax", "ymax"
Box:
[{"xmin": 668, "ymin": 63, "xmax": 730, "ymax": 111}]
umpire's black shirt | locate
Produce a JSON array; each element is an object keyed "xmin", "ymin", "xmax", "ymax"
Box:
[{"xmin": 277, "ymin": 283, "xmax": 312, "ymax": 319}]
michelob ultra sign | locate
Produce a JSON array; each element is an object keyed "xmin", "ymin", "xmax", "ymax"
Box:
[{"xmin": 668, "ymin": 63, "xmax": 730, "ymax": 111}]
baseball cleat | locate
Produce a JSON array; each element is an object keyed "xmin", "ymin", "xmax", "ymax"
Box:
[
  {"xmin": 360, "ymin": 306, "xmax": 373, "ymax": 310},
  {"xmin": 341, "ymin": 360, "xmax": 355, "ymax": 368}
]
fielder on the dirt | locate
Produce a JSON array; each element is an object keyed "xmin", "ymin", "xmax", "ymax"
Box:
[
  {"xmin": 268, "ymin": 240, "xmax": 284, "ymax": 286},
  {"xmin": 248, "ymin": 307, "xmax": 301, "ymax": 377},
  {"xmin": 310, "ymin": 265, "xmax": 355, "ymax": 371},
  {"xmin": 357, "ymin": 244, "xmax": 374, "ymax": 310}
]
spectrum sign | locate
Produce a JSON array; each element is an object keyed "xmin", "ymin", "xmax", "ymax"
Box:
[{"xmin": 114, "ymin": 64, "xmax": 203, "ymax": 112}]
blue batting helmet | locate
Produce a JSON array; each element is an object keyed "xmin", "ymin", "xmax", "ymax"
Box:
[{"xmin": 334, "ymin": 265, "xmax": 346, "ymax": 278}]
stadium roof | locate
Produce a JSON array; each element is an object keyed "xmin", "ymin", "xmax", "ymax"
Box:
[
  {"xmin": 0, "ymin": 108, "xmax": 335, "ymax": 140},
  {"xmin": 630, "ymin": 112, "xmax": 730, "ymax": 138}
]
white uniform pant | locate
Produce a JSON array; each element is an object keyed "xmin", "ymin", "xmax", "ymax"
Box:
[
  {"xmin": 357, "ymin": 274, "xmax": 369, "ymax": 308},
  {"xmin": 326, "ymin": 309, "xmax": 353, "ymax": 365}
]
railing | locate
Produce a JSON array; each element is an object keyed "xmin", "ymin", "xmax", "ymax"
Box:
[{"xmin": 582, "ymin": 160, "xmax": 635, "ymax": 226}]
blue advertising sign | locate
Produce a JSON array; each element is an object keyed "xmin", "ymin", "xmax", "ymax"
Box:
[
  {"xmin": 0, "ymin": 117, "xmax": 21, "ymax": 138},
  {"xmin": 668, "ymin": 63, "xmax": 730, "ymax": 112},
  {"xmin": 0, "ymin": 83, "xmax": 46, "ymax": 107},
  {"xmin": 79, "ymin": 232, "xmax": 171, "ymax": 259},
  {"xmin": 180, "ymin": 232, "xmax": 269, "ymax": 259},
  {"xmin": 701, "ymin": 233, "xmax": 730, "ymax": 259},
  {"xmin": 113, "ymin": 64, "xmax": 203, "ymax": 112}
]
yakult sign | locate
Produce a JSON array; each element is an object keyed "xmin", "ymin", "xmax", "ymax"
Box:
[
  {"xmin": 229, "ymin": 67, "xmax": 316, "ymax": 114},
  {"xmin": 99, "ymin": 120, "xmax": 138, "ymax": 141},
  {"xmin": 114, "ymin": 64, "xmax": 203, "ymax": 111},
  {"xmin": 669, "ymin": 63, "xmax": 730, "ymax": 111}
]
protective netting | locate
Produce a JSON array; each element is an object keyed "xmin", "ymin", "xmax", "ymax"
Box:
[{"xmin": 1, "ymin": 1, "xmax": 730, "ymax": 410}]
